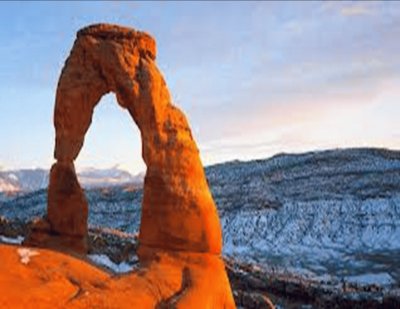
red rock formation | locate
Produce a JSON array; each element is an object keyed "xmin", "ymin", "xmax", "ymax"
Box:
[
  {"xmin": 0, "ymin": 244, "xmax": 235, "ymax": 308},
  {"xmin": 46, "ymin": 162, "xmax": 88, "ymax": 237},
  {"xmin": 22, "ymin": 24, "xmax": 236, "ymax": 308},
  {"xmin": 26, "ymin": 23, "xmax": 222, "ymax": 255}
]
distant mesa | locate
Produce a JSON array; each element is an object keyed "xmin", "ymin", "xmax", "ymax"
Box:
[{"xmin": 16, "ymin": 23, "xmax": 237, "ymax": 308}]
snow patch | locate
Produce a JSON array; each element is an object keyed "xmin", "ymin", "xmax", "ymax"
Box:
[
  {"xmin": 88, "ymin": 254, "xmax": 134, "ymax": 273},
  {"xmin": 0, "ymin": 235, "xmax": 24, "ymax": 244},
  {"xmin": 0, "ymin": 179, "xmax": 20, "ymax": 192},
  {"xmin": 346, "ymin": 273, "xmax": 395, "ymax": 286},
  {"xmin": 17, "ymin": 248, "xmax": 39, "ymax": 264}
]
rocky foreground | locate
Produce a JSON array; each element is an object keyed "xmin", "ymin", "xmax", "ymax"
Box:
[
  {"xmin": 1, "ymin": 220, "xmax": 400, "ymax": 308},
  {"xmin": 0, "ymin": 241, "xmax": 233, "ymax": 309}
]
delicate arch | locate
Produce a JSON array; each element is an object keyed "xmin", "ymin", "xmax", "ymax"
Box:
[{"xmin": 27, "ymin": 24, "xmax": 222, "ymax": 256}]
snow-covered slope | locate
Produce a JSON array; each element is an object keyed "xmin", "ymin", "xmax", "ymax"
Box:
[
  {"xmin": 209, "ymin": 148, "xmax": 400, "ymax": 286},
  {"xmin": 1, "ymin": 148, "xmax": 399, "ymax": 288}
]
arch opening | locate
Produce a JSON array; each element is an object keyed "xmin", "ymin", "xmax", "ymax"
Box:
[
  {"xmin": 77, "ymin": 93, "xmax": 145, "ymax": 234},
  {"xmin": 76, "ymin": 93, "xmax": 146, "ymax": 178}
]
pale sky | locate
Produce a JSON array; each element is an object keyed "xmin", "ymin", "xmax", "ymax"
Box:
[{"xmin": 0, "ymin": 1, "xmax": 399, "ymax": 174}]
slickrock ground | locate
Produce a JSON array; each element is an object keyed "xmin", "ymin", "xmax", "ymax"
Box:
[{"xmin": 0, "ymin": 244, "xmax": 234, "ymax": 308}]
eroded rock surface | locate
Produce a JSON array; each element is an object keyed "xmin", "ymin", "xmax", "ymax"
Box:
[
  {"xmin": 0, "ymin": 244, "xmax": 235, "ymax": 309},
  {"xmin": 21, "ymin": 23, "xmax": 236, "ymax": 308},
  {"xmin": 26, "ymin": 23, "xmax": 221, "ymax": 256}
]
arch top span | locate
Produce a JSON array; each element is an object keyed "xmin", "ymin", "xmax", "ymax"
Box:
[
  {"xmin": 54, "ymin": 24, "xmax": 159, "ymax": 162},
  {"xmin": 29, "ymin": 23, "xmax": 222, "ymax": 257},
  {"xmin": 77, "ymin": 23, "xmax": 156, "ymax": 60}
]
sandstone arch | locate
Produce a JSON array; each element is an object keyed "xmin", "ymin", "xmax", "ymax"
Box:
[
  {"xmin": 16, "ymin": 23, "xmax": 239, "ymax": 308},
  {"xmin": 26, "ymin": 24, "xmax": 222, "ymax": 257}
]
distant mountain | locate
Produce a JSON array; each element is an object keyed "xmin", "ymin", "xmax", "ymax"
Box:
[
  {"xmin": 0, "ymin": 169, "xmax": 48, "ymax": 192},
  {"xmin": 0, "ymin": 167, "xmax": 144, "ymax": 192},
  {"xmin": 78, "ymin": 166, "xmax": 144, "ymax": 189}
]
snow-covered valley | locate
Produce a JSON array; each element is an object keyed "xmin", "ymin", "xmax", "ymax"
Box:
[
  {"xmin": 222, "ymin": 198, "xmax": 400, "ymax": 286},
  {"xmin": 214, "ymin": 148, "xmax": 400, "ymax": 286}
]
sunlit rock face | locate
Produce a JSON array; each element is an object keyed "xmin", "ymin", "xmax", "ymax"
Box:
[
  {"xmin": 0, "ymin": 244, "xmax": 236, "ymax": 309},
  {"xmin": 22, "ymin": 24, "xmax": 236, "ymax": 308},
  {"xmin": 27, "ymin": 23, "xmax": 222, "ymax": 255}
]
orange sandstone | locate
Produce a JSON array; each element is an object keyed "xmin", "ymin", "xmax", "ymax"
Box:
[
  {"xmin": 0, "ymin": 244, "xmax": 234, "ymax": 308},
  {"xmin": 19, "ymin": 23, "xmax": 236, "ymax": 308},
  {"xmin": 26, "ymin": 23, "xmax": 222, "ymax": 255}
]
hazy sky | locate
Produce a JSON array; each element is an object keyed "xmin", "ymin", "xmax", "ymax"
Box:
[{"xmin": 0, "ymin": 1, "xmax": 399, "ymax": 174}]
